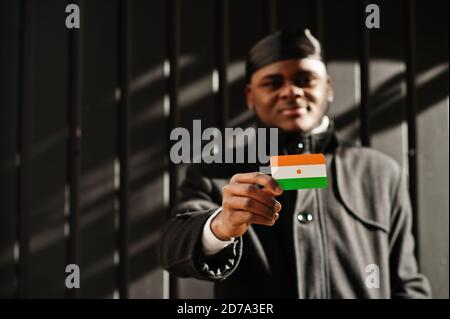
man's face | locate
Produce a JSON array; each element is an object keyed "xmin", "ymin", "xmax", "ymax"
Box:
[{"xmin": 246, "ymin": 58, "xmax": 333, "ymax": 133}]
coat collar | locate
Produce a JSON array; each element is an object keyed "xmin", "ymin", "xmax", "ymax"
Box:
[{"xmin": 276, "ymin": 118, "xmax": 339, "ymax": 155}]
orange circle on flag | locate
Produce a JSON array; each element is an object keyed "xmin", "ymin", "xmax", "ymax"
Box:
[{"xmin": 296, "ymin": 169, "xmax": 302, "ymax": 175}]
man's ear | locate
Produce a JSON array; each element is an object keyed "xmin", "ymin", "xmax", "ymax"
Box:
[
  {"xmin": 327, "ymin": 76, "xmax": 334, "ymax": 103},
  {"xmin": 246, "ymin": 85, "xmax": 254, "ymax": 111}
]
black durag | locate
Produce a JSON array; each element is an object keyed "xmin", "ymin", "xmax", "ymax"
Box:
[{"xmin": 245, "ymin": 29, "xmax": 323, "ymax": 83}]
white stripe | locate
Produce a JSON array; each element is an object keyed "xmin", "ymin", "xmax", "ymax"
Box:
[{"xmin": 271, "ymin": 164, "xmax": 327, "ymax": 180}]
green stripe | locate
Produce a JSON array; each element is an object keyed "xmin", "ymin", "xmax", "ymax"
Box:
[{"xmin": 276, "ymin": 177, "xmax": 328, "ymax": 190}]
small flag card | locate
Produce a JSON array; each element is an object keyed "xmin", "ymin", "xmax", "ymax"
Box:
[{"xmin": 270, "ymin": 154, "xmax": 328, "ymax": 190}]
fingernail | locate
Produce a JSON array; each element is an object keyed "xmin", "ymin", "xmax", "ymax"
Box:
[
  {"xmin": 273, "ymin": 212, "xmax": 279, "ymax": 220},
  {"xmin": 274, "ymin": 202, "xmax": 281, "ymax": 212}
]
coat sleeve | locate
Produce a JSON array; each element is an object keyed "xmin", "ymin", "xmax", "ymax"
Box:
[
  {"xmin": 388, "ymin": 168, "xmax": 432, "ymax": 298},
  {"xmin": 157, "ymin": 164, "xmax": 243, "ymax": 281}
]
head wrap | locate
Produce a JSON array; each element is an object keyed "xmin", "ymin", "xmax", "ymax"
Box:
[{"xmin": 245, "ymin": 29, "xmax": 323, "ymax": 83}]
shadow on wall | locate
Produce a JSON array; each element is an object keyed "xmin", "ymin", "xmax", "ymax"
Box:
[{"xmin": 334, "ymin": 64, "xmax": 449, "ymax": 138}]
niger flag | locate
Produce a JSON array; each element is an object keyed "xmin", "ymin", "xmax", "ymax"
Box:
[{"xmin": 270, "ymin": 154, "xmax": 328, "ymax": 190}]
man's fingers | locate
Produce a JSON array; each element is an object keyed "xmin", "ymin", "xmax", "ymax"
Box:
[
  {"xmin": 221, "ymin": 173, "xmax": 284, "ymax": 233},
  {"xmin": 232, "ymin": 210, "xmax": 277, "ymax": 227},
  {"xmin": 230, "ymin": 172, "xmax": 283, "ymax": 196},
  {"xmin": 223, "ymin": 183, "xmax": 282, "ymax": 212},
  {"xmin": 223, "ymin": 196, "xmax": 278, "ymax": 221}
]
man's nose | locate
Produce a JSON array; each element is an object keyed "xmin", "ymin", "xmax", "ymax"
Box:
[{"xmin": 280, "ymin": 83, "xmax": 304, "ymax": 100}]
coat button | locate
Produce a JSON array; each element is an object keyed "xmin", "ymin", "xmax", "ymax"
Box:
[{"xmin": 297, "ymin": 212, "xmax": 313, "ymax": 224}]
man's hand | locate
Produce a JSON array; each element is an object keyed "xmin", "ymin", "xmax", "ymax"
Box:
[{"xmin": 211, "ymin": 172, "xmax": 283, "ymax": 241}]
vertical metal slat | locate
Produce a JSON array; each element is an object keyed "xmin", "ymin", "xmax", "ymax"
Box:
[
  {"xmin": 215, "ymin": 0, "xmax": 229, "ymax": 131},
  {"xmin": 315, "ymin": 0, "xmax": 324, "ymax": 47},
  {"xmin": 404, "ymin": 0, "xmax": 419, "ymax": 261},
  {"xmin": 263, "ymin": 0, "xmax": 277, "ymax": 35},
  {"xmin": 359, "ymin": 0, "xmax": 371, "ymax": 147},
  {"xmin": 17, "ymin": 0, "xmax": 32, "ymax": 299},
  {"xmin": 66, "ymin": 0, "xmax": 82, "ymax": 299},
  {"xmin": 117, "ymin": 0, "xmax": 131, "ymax": 299},
  {"xmin": 166, "ymin": 0, "xmax": 180, "ymax": 299}
]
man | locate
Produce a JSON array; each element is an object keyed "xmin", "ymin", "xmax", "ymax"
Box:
[{"xmin": 158, "ymin": 29, "xmax": 431, "ymax": 298}]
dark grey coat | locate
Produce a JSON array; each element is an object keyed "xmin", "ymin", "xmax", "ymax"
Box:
[{"xmin": 158, "ymin": 130, "xmax": 431, "ymax": 298}]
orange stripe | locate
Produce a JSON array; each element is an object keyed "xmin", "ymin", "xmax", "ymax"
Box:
[{"xmin": 270, "ymin": 154, "xmax": 325, "ymax": 167}]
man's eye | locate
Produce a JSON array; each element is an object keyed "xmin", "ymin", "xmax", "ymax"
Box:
[
  {"xmin": 295, "ymin": 77, "xmax": 316, "ymax": 87},
  {"xmin": 263, "ymin": 80, "xmax": 283, "ymax": 89}
]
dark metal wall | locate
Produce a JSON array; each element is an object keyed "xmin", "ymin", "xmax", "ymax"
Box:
[{"xmin": 0, "ymin": 0, "xmax": 448, "ymax": 298}]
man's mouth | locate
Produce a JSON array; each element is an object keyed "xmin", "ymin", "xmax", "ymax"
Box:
[{"xmin": 279, "ymin": 103, "xmax": 311, "ymax": 116}]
